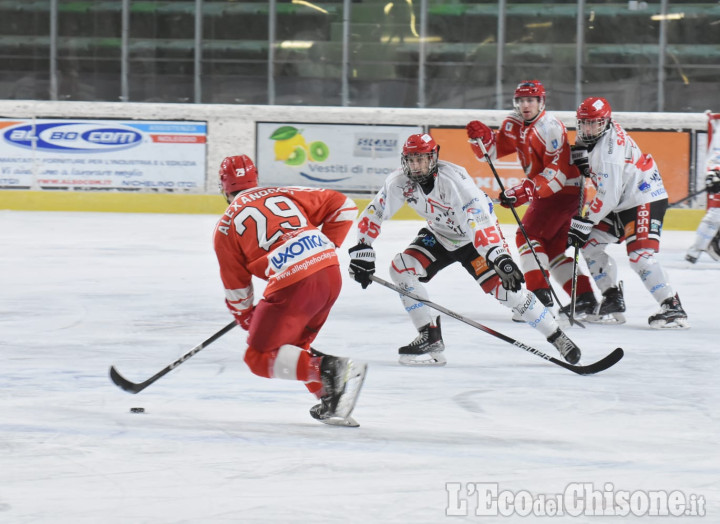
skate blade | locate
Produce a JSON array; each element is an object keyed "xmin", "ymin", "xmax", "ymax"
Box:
[
  {"xmin": 334, "ymin": 361, "xmax": 367, "ymax": 420},
  {"xmin": 649, "ymin": 318, "xmax": 690, "ymax": 330},
  {"xmin": 399, "ymin": 352, "xmax": 447, "ymax": 366},
  {"xmin": 318, "ymin": 415, "xmax": 360, "ymax": 428},
  {"xmin": 586, "ymin": 312, "xmax": 626, "ymax": 325}
]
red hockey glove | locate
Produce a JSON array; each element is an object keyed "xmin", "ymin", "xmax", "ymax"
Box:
[
  {"xmin": 499, "ymin": 178, "xmax": 536, "ymax": 208},
  {"xmin": 466, "ymin": 120, "xmax": 496, "ymax": 158},
  {"xmin": 236, "ymin": 307, "xmax": 254, "ymax": 331}
]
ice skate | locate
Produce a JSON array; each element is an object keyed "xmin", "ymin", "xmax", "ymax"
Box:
[
  {"xmin": 587, "ymin": 282, "xmax": 626, "ymax": 324},
  {"xmin": 547, "ymin": 328, "xmax": 581, "ymax": 364},
  {"xmin": 648, "ymin": 294, "xmax": 689, "ymax": 329},
  {"xmin": 398, "ymin": 316, "xmax": 446, "ymax": 366},
  {"xmin": 310, "ymin": 355, "xmax": 367, "ymax": 425},
  {"xmin": 559, "ymin": 291, "xmax": 599, "ymax": 320},
  {"xmin": 512, "ymin": 288, "xmax": 553, "ymax": 323},
  {"xmin": 684, "ymin": 249, "xmax": 700, "ymax": 264}
]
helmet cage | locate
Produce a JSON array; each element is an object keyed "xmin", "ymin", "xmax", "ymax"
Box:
[
  {"xmin": 401, "ymin": 150, "xmax": 438, "ymax": 184},
  {"xmin": 577, "ymin": 116, "xmax": 611, "ymax": 145}
]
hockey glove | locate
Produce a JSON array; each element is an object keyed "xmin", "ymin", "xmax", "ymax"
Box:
[
  {"xmin": 499, "ymin": 178, "xmax": 535, "ymax": 208},
  {"xmin": 348, "ymin": 243, "xmax": 376, "ymax": 289},
  {"xmin": 567, "ymin": 215, "xmax": 594, "ymax": 248},
  {"xmin": 706, "ymin": 169, "xmax": 720, "ymax": 193},
  {"xmin": 486, "ymin": 246, "xmax": 525, "ymax": 292},
  {"xmin": 466, "ymin": 120, "xmax": 496, "ymax": 158},
  {"xmin": 570, "ymin": 145, "xmax": 590, "ymax": 177},
  {"xmin": 236, "ymin": 306, "xmax": 254, "ymax": 331}
]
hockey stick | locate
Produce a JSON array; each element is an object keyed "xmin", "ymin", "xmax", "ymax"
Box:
[
  {"xmin": 669, "ymin": 187, "xmax": 707, "ymax": 208},
  {"xmin": 370, "ymin": 275, "xmax": 623, "ymax": 375},
  {"xmin": 473, "ymin": 139, "xmax": 584, "ymax": 328},
  {"xmin": 109, "ymin": 321, "xmax": 237, "ymax": 394},
  {"xmin": 568, "ymin": 175, "xmax": 589, "ymax": 324}
]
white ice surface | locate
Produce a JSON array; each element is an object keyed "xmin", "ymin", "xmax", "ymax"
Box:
[{"xmin": 0, "ymin": 210, "xmax": 718, "ymax": 524}]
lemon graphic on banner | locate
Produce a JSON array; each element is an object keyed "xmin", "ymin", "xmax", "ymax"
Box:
[
  {"xmin": 270, "ymin": 126, "xmax": 329, "ymax": 166},
  {"xmin": 271, "ymin": 126, "xmax": 309, "ymax": 165}
]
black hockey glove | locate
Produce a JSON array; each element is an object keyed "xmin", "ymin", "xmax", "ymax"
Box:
[
  {"xmin": 348, "ymin": 243, "xmax": 376, "ymax": 289},
  {"xmin": 568, "ymin": 215, "xmax": 594, "ymax": 248},
  {"xmin": 486, "ymin": 246, "xmax": 524, "ymax": 292},
  {"xmin": 706, "ymin": 169, "xmax": 720, "ymax": 193},
  {"xmin": 570, "ymin": 145, "xmax": 590, "ymax": 177}
]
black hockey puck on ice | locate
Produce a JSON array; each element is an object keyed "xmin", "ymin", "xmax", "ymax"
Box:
[{"xmin": 130, "ymin": 407, "xmax": 145, "ymax": 413}]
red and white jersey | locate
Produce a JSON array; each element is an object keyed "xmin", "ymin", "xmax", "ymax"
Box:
[
  {"xmin": 214, "ymin": 186, "xmax": 357, "ymax": 318},
  {"xmin": 356, "ymin": 161, "xmax": 506, "ymax": 258},
  {"xmin": 494, "ymin": 110, "xmax": 582, "ymax": 198},
  {"xmin": 581, "ymin": 122, "xmax": 668, "ymax": 225}
]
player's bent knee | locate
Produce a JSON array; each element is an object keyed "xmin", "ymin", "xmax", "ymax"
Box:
[
  {"xmin": 390, "ymin": 252, "xmax": 426, "ymax": 284},
  {"xmin": 243, "ymin": 346, "xmax": 274, "ymax": 378}
]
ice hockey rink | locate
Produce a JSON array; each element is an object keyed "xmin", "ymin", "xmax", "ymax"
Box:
[{"xmin": 1, "ymin": 210, "xmax": 717, "ymax": 523}]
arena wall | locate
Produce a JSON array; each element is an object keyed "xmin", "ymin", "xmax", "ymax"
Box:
[{"xmin": 0, "ymin": 100, "xmax": 708, "ymax": 229}]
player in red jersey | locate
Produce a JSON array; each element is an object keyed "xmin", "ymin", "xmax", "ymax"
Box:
[
  {"xmin": 213, "ymin": 154, "xmax": 366, "ymax": 426},
  {"xmin": 466, "ymin": 80, "xmax": 597, "ymax": 321}
]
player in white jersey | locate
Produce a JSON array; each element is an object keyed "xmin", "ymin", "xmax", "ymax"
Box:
[
  {"xmin": 568, "ymin": 97, "xmax": 688, "ymax": 329},
  {"xmin": 685, "ymin": 111, "xmax": 720, "ymax": 263},
  {"xmin": 347, "ymin": 133, "xmax": 582, "ymax": 366}
]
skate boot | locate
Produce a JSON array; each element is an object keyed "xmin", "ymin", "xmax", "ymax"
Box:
[
  {"xmin": 587, "ymin": 282, "xmax": 626, "ymax": 324},
  {"xmin": 559, "ymin": 291, "xmax": 599, "ymax": 320},
  {"xmin": 309, "ymin": 354, "xmax": 367, "ymax": 426},
  {"xmin": 684, "ymin": 252, "xmax": 699, "ymax": 264},
  {"xmin": 398, "ymin": 316, "xmax": 446, "ymax": 366},
  {"xmin": 547, "ymin": 328, "xmax": 581, "ymax": 364},
  {"xmin": 648, "ymin": 294, "xmax": 689, "ymax": 329},
  {"xmin": 512, "ymin": 288, "xmax": 553, "ymax": 323}
]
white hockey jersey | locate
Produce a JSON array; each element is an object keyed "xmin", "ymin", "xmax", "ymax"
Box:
[
  {"xmin": 356, "ymin": 160, "xmax": 506, "ymax": 257},
  {"xmin": 582, "ymin": 122, "xmax": 668, "ymax": 225}
]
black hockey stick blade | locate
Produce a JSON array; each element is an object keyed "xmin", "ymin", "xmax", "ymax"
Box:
[
  {"xmin": 552, "ymin": 347, "xmax": 624, "ymax": 375},
  {"xmin": 109, "ymin": 320, "xmax": 237, "ymax": 394},
  {"xmin": 370, "ymin": 275, "xmax": 623, "ymax": 375}
]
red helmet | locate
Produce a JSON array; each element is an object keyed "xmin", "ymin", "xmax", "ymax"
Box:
[
  {"xmin": 401, "ymin": 133, "xmax": 439, "ymax": 183},
  {"xmin": 514, "ymin": 79, "xmax": 546, "ymax": 100},
  {"xmin": 219, "ymin": 155, "xmax": 258, "ymax": 195},
  {"xmin": 576, "ymin": 97, "xmax": 612, "ymax": 145},
  {"xmin": 513, "ymin": 80, "xmax": 546, "ymax": 119}
]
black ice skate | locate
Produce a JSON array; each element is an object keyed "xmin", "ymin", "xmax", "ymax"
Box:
[
  {"xmin": 648, "ymin": 294, "xmax": 689, "ymax": 329},
  {"xmin": 560, "ymin": 291, "xmax": 599, "ymax": 320},
  {"xmin": 310, "ymin": 355, "xmax": 367, "ymax": 426},
  {"xmin": 512, "ymin": 288, "xmax": 553, "ymax": 323},
  {"xmin": 398, "ymin": 316, "xmax": 446, "ymax": 366},
  {"xmin": 547, "ymin": 328, "xmax": 581, "ymax": 364},
  {"xmin": 587, "ymin": 282, "xmax": 626, "ymax": 324},
  {"xmin": 684, "ymin": 251, "xmax": 699, "ymax": 264}
]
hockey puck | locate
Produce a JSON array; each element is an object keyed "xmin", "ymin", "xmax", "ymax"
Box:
[{"xmin": 130, "ymin": 407, "xmax": 145, "ymax": 413}]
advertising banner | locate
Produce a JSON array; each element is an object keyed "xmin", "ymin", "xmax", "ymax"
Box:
[
  {"xmin": 429, "ymin": 126, "xmax": 691, "ymax": 204},
  {"xmin": 0, "ymin": 119, "xmax": 207, "ymax": 191},
  {"xmin": 256, "ymin": 122, "xmax": 423, "ymax": 194}
]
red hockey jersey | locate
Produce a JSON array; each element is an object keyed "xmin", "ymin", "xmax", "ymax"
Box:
[
  {"xmin": 495, "ymin": 110, "xmax": 582, "ymax": 198},
  {"xmin": 214, "ymin": 186, "xmax": 357, "ymax": 320}
]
